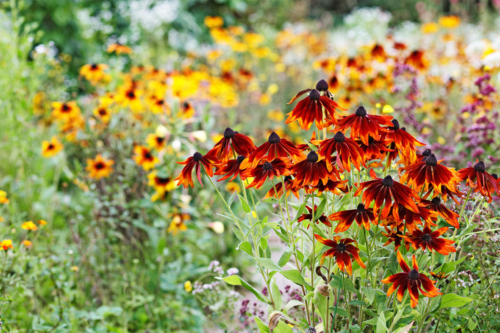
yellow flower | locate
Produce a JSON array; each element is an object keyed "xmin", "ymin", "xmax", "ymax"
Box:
[
  {"xmin": 41, "ymin": 136, "xmax": 64, "ymax": 158},
  {"xmin": 439, "ymin": 16, "xmax": 460, "ymax": 28},
  {"xmin": 421, "ymin": 22, "xmax": 438, "ymax": 34},
  {"xmin": 204, "ymin": 16, "xmax": 224, "ymax": 29},
  {"xmin": 38, "ymin": 220, "xmax": 47, "ymax": 226},
  {"xmin": 79, "ymin": 63, "xmax": 109, "ymax": 84},
  {"xmin": 184, "ymin": 281, "xmax": 193, "ymax": 292},
  {"xmin": 51, "ymin": 101, "xmax": 81, "ymax": 120},
  {"xmin": 382, "ymin": 105, "xmax": 394, "ymax": 114},
  {"xmin": 225, "ymin": 182, "xmax": 241, "ymax": 193},
  {"xmin": 148, "ymin": 171, "xmax": 175, "ymax": 196},
  {"xmin": 437, "ymin": 136, "xmax": 446, "ymax": 145},
  {"xmin": 22, "ymin": 221, "xmax": 38, "ymax": 231},
  {"xmin": 0, "ymin": 191, "xmax": 9, "ymax": 204},
  {"xmin": 93, "ymin": 106, "xmax": 112, "ymax": 123},
  {"xmin": 267, "ymin": 109, "xmax": 284, "ymax": 122},
  {"xmin": 167, "ymin": 214, "xmax": 189, "ymax": 235},
  {"xmin": 107, "ymin": 43, "xmax": 132, "ymax": 54},
  {"xmin": 86, "ymin": 154, "xmax": 114, "ymax": 180},
  {"xmin": 133, "ymin": 146, "xmax": 159, "ymax": 171},
  {"xmin": 71, "ymin": 266, "xmax": 79, "ymax": 271},
  {"xmin": 22, "ymin": 240, "xmax": 33, "ymax": 248},
  {"xmin": 146, "ymin": 133, "xmax": 167, "ymax": 150},
  {"xmin": 0, "ymin": 239, "xmax": 13, "ymax": 251}
]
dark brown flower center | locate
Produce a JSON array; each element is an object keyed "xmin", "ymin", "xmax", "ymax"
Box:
[
  {"xmin": 422, "ymin": 149, "xmax": 431, "ymax": 157},
  {"xmin": 62, "ymin": 104, "xmax": 71, "ymax": 112},
  {"xmin": 95, "ymin": 162, "xmax": 106, "ymax": 170},
  {"xmin": 307, "ymin": 151, "xmax": 318, "ymax": 162},
  {"xmin": 474, "ymin": 161, "xmax": 485, "ymax": 173},
  {"xmin": 237, "ymin": 155, "xmax": 246, "ymax": 163},
  {"xmin": 356, "ymin": 203, "xmax": 366, "ymax": 212},
  {"xmin": 193, "ymin": 152, "xmax": 203, "ymax": 162},
  {"xmin": 156, "ymin": 137, "xmax": 164, "ymax": 144},
  {"xmin": 91, "ymin": 64, "xmax": 98, "ymax": 70},
  {"xmin": 144, "ymin": 152, "xmax": 153, "ymax": 159},
  {"xmin": 355, "ymin": 106, "xmax": 367, "ymax": 117},
  {"xmin": 492, "ymin": 173, "xmax": 498, "ymax": 180},
  {"xmin": 284, "ymin": 175, "xmax": 293, "ymax": 182},
  {"xmin": 316, "ymin": 79, "xmax": 329, "ymax": 91},
  {"xmin": 48, "ymin": 144, "xmax": 55, "ymax": 150},
  {"xmin": 333, "ymin": 131, "xmax": 345, "ymax": 143},
  {"xmin": 382, "ymin": 175, "xmax": 394, "ymax": 187},
  {"xmin": 126, "ymin": 90, "xmax": 135, "ymax": 98},
  {"xmin": 336, "ymin": 243, "xmax": 346, "ymax": 252},
  {"xmin": 409, "ymin": 269, "xmax": 419, "ymax": 280},
  {"xmin": 224, "ymin": 127, "xmax": 236, "ymax": 139},
  {"xmin": 422, "ymin": 234, "xmax": 432, "ymax": 242},
  {"xmin": 263, "ymin": 162, "xmax": 273, "ymax": 171},
  {"xmin": 309, "ymin": 89, "xmax": 321, "ymax": 101},
  {"xmin": 391, "ymin": 119, "xmax": 400, "ymax": 130},
  {"xmin": 431, "ymin": 197, "xmax": 441, "ymax": 205},
  {"xmin": 268, "ymin": 132, "xmax": 281, "ymax": 144},
  {"xmin": 155, "ymin": 177, "xmax": 171, "ymax": 185},
  {"xmin": 368, "ymin": 136, "xmax": 374, "ymax": 144},
  {"xmin": 425, "ymin": 154, "xmax": 438, "ymax": 166}
]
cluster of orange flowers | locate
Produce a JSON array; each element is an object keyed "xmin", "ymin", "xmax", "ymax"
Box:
[{"xmin": 175, "ymin": 79, "xmax": 499, "ymax": 307}]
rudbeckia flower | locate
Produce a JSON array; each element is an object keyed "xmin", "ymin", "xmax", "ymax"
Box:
[
  {"xmin": 297, "ymin": 205, "xmax": 331, "ymax": 228},
  {"xmin": 22, "ymin": 221, "xmax": 38, "ymax": 231},
  {"xmin": 420, "ymin": 197, "xmax": 460, "ymax": 228},
  {"xmin": 247, "ymin": 132, "xmax": 304, "ymax": 168},
  {"xmin": 107, "ymin": 43, "xmax": 133, "ymax": 54},
  {"xmin": 93, "ymin": 106, "xmax": 112, "ymax": 123},
  {"xmin": 244, "ymin": 158, "xmax": 292, "ymax": 189},
  {"xmin": 41, "ymin": 137, "xmax": 64, "ymax": 158},
  {"xmin": 402, "ymin": 225, "xmax": 456, "ymax": 255},
  {"xmin": 209, "ymin": 128, "xmax": 255, "ymax": 162},
  {"xmin": 180, "ymin": 102, "xmax": 195, "ymax": 119},
  {"xmin": 133, "ymin": 146, "xmax": 159, "ymax": 171},
  {"xmin": 381, "ymin": 251, "xmax": 441, "ymax": 308},
  {"xmin": 115, "ymin": 87, "xmax": 143, "ymax": 112},
  {"xmin": 174, "ymin": 151, "xmax": 218, "ymax": 188},
  {"xmin": 394, "ymin": 204, "xmax": 438, "ymax": 233},
  {"xmin": 215, "ymin": 155, "xmax": 248, "ymax": 182},
  {"xmin": 381, "ymin": 227, "xmax": 410, "ymax": 251},
  {"xmin": 354, "ymin": 170, "xmax": 419, "ymax": 218},
  {"xmin": 314, "ymin": 235, "xmax": 365, "ymax": 275},
  {"xmin": 0, "ymin": 239, "xmax": 13, "ymax": 251},
  {"xmin": 285, "ymin": 80, "xmax": 345, "ymax": 130},
  {"xmin": 335, "ymin": 106, "xmax": 393, "ymax": 145},
  {"xmin": 458, "ymin": 161, "xmax": 500, "ymax": 203},
  {"xmin": 147, "ymin": 171, "xmax": 175, "ymax": 194},
  {"xmin": 401, "ymin": 154, "xmax": 460, "ymax": 194},
  {"xmin": 430, "ymin": 271, "xmax": 449, "ymax": 280},
  {"xmin": 307, "ymin": 179, "xmax": 348, "ymax": 195},
  {"xmin": 265, "ymin": 175, "xmax": 299, "ymax": 199},
  {"xmin": 80, "ymin": 63, "xmax": 109, "ymax": 83},
  {"xmin": 383, "ymin": 119, "xmax": 424, "ymax": 165},
  {"xmin": 167, "ymin": 213, "xmax": 189, "ymax": 235},
  {"xmin": 404, "ymin": 50, "xmax": 428, "ymax": 70},
  {"xmin": 417, "ymin": 149, "xmax": 432, "ymax": 162},
  {"xmin": 0, "ymin": 191, "xmax": 9, "ymax": 204},
  {"xmin": 314, "ymin": 131, "xmax": 366, "ymax": 172},
  {"xmin": 330, "ymin": 203, "xmax": 377, "ymax": 232},
  {"xmin": 290, "ymin": 151, "xmax": 338, "ymax": 187},
  {"xmin": 86, "ymin": 154, "xmax": 114, "ymax": 179},
  {"xmin": 357, "ymin": 136, "xmax": 393, "ymax": 162},
  {"xmin": 146, "ymin": 133, "xmax": 167, "ymax": 150},
  {"xmin": 51, "ymin": 101, "xmax": 81, "ymax": 120}
]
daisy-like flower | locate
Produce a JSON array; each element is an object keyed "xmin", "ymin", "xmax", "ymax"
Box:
[
  {"xmin": 41, "ymin": 137, "xmax": 64, "ymax": 158},
  {"xmin": 247, "ymin": 132, "xmax": 304, "ymax": 168},
  {"xmin": 430, "ymin": 271, "xmax": 450, "ymax": 280},
  {"xmin": 0, "ymin": 239, "xmax": 13, "ymax": 251},
  {"xmin": 265, "ymin": 175, "xmax": 299, "ymax": 199},
  {"xmin": 93, "ymin": 106, "xmax": 112, "ymax": 123},
  {"xmin": 86, "ymin": 154, "xmax": 114, "ymax": 179},
  {"xmin": 115, "ymin": 87, "xmax": 143, "ymax": 112},
  {"xmin": 405, "ymin": 50, "xmax": 427, "ymax": 70},
  {"xmin": 22, "ymin": 240, "xmax": 33, "ymax": 248},
  {"xmin": 285, "ymin": 80, "xmax": 345, "ymax": 130},
  {"xmin": 147, "ymin": 171, "xmax": 175, "ymax": 201},
  {"xmin": 393, "ymin": 204, "xmax": 438, "ymax": 233},
  {"xmin": 79, "ymin": 63, "xmax": 109, "ymax": 83},
  {"xmin": 22, "ymin": 221, "xmax": 38, "ymax": 231},
  {"xmin": 174, "ymin": 151, "xmax": 218, "ymax": 188},
  {"xmin": 402, "ymin": 225, "xmax": 456, "ymax": 255},
  {"xmin": 297, "ymin": 205, "xmax": 331, "ymax": 228},
  {"xmin": 107, "ymin": 43, "xmax": 133, "ymax": 54},
  {"xmin": 354, "ymin": 170, "xmax": 419, "ymax": 218},
  {"xmin": 335, "ymin": 106, "xmax": 393, "ymax": 145},
  {"xmin": 146, "ymin": 95, "xmax": 169, "ymax": 114},
  {"xmin": 244, "ymin": 158, "xmax": 292, "ymax": 189},
  {"xmin": 420, "ymin": 197, "xmax": 460, "ymax": 228},
  {"xmin": 383, "ymin": 119, "xmax": 424, "ymax": 165},
  {"xmin": 180, "ymin": 102, "xmax": 195, "ymax": 119},
  {"xmin": 133, "ymin": 146, "xmax": 159, "ymax": 171},
  {"xmin": 357, "ymin": 136, "xmax": 393, "ymax": 162},
  {"xmin": 308, "ymin": 179, "xmax": 348, "ymax": 195},
  {"xmin": 417, "ymin": 149, "xmax": 432, "ymax": 162},
  {"xmin": 458, "ymin": 160, "xmax": 500, "ymax": 203},
  {"xmin": 290, "ymin": 151, "xmax": 338, "ymax": 188},
  {"xmin": 314, "ymin": 234, "xmax": 365, "ymax": 275},
  {"xmin": 314, "ymin": 131, "xmax": 366, "ymax": 172},
  {"xmin": 382, "ymin": 251, "xmax": 441, "ymax": 308},
  {"xmin": 330, "ymin": 203, "xmax": 377, "ymax": 233},
  {"xmin": 381, "ymin": 227, "xmax": 409, "ymax": 251},
  {"xmin": 167, "ymin": 213, "xmax": 189, "ymax": 235},
  {"xmin": 51, "ymin": 101, "xmax": 81, "ymax": 120},
  {"xmin": 146, "ymin": 133, "xmax": 167, "ymax": 150},
  {"xmin": 401, "ymin": 154, "xmax": 460, "ymax": 194},
  {"xmin": 209, "ymin": 128, "xmax": 255, "ymax": 162},
  {"xmin": 0, "ymin": 191, "xmax": 9, "ymax": 204},
  {"xmin": 215, "ymin": 155, "xmax": 248, "ymax": 182}
]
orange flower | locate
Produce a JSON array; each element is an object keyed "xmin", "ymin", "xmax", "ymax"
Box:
[
  {"xmin": 314, "ymin": 131, "xmax": 366, "ymax": 172},
  {"xmin": 86, "ymin": 154, "xmax": 114, "ymax": 179},
  {"xmin": 247, "ymin": 132, "xmax": 304, "ymax": 168},
  {"xmin": 382, "ymin": 251, "xmax": 441, "ymax": 308},
  {"xmin": 307, "ymin": 179, "xmax": 348, "ymax": 195},
  {"xmin": 330, "ymin": 203, "xmax": 377, "ymax": 233},
  {"xmin": 80, "ymin": 63, "xmax": 109, "ymax": 83},
  {"xmin": 290, "ymin": 151, "xmax": 338, "ymax": 188},
  {"xmin": 0, "ymin": 239, "xmax": 13, "ymax": 251},
  {"xmin": 314, "ymin": 234, "xmax": 365, "ymax": 275},
  {"xmin": 335, "ymin": 106, "xmax": 393, "ymax": 145},
  {"xmin": 381, "ymin": 227, "xmax": 410, "ymax": 251},
  {"xmin": 41, "ymin": 137, "xmax": 64, "ymax": 158},
  {"xmin": 402, "ymin": 225, "xmax": 456, "ymax": 255},
  {"xmin": 420, "ymin": 197, "xmax": 460, "ymax": 228},
  {"xmin": 174, "ymin": 152, "xmax": 219, "ymax": 188},
  {"xmin": 93, "ymin": 106, "xmax": 112, "ymax": 123},
  {"xmin": 215, "ymin": 155, "xmax": 248, "ymax": 182},
  {"xmin": 22, "ymin": 221, "xmax": 38, "ymax": 231},
  {"xmin": 458, "ymin": 161, "xmax": 500, "ymax": 203},
  {"xmin": 208, "ymin": 128, "xmax": 255, "ymax": 162},
  {"xmin": 383, "ymin": 119, "xmax": 424, "ymax": 165},
  {"xmin": 146, "ymin": 133, "xmax": 167, "ymax": 150},
  {"xmin": 265, "ymin": 176, "xmax": 299, "ymax": 199},
  {"xmin": 51, "ymin": 101, "xmax": 81, "ymax": 120},
  {"xmin": 298, "ymin": 205, "xmax": 331, "ymax": 228},
  {"xmin": 22, "ymin": 240, "xmax": 33, "ymax": 248},
  {"xmin": 107, "ymin": 43, "xmax": 133, "ymax": 54},
  {"xmin": 243, "ymin": 158, "xmax": 292, "ymax": 189},
  {"xmin": 133, "ymin": 146, "xmax": 159, "ymax": 171},
  {"xmin": 357, "ymin": 136, "xmax": 393, "ymax": 162},
  {"xmin": 404, "ymin": 50, "xmax": 428, "ymax": 70}
]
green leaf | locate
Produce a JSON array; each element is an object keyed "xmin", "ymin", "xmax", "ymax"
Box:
[
  {"xmin": 393, "ymin": 321, "xmax": 414, "ymax": 333},
  {"xmin": 255, "ymin": 258, "xmax": 283, "ymax": 272},
  {"xmin": 283, "ymin": 300, "xmax": 303, "ymax": 314},
  {"xmin": 274, "ymin": 321, "xmax": 294, "ymax": 333},
  {"xmin": 280, "ymin": 270, "xmax": 314, "ymax": 291},
  {"xmin": 438, "ymin": 293, "xmax": 473, "ymax": 309},
  {"xmin": 329, "ymin": 307, "xmax": 349, "ymax": 317},
  {"xmin": 271, "ymin": 279, "xmax": 283, "ymax": 311},
  {"xmin": 238, "ymin": 195, "xmax": 251, "ymax": 213},
  {"xmin": 238, "ymin": 241, "xmax": 253, "ymax": 256},
  {"xmin": 361, "ymin": 287, "xmax": 377, "ymax": 305},
  {"xmin": 376, "ymin": 311, "xmax": 387, "ymax": 333},
  {"xmin": 330, "ymin": 275, "xmax": 358, "ymax": 294},
  {"xmin": 278, "ymin": 251, "xmax": 292, "ymax": 268},
  {"xmin": 218, "ymin": 276, "xmax": 269, "ymax": 303},
  {"xmin": 468, "ymin": 316, "xmax": 478, "ymax": 331},
  {"xmin": 349, "ymin": 300, "xmax": 368, "ymax": 307},
  {"xmin": 254, "ymin": 317, "xmax": 270, "ymax": 333}
]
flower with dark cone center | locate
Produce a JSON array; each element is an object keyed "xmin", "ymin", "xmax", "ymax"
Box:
[
  {"xmin": 307, "ymin": 151, "xmax": 319, "ymax": 162},
  {"xmin": 284, "ymin": 175, "xmax": 293, "ymax": 182},
  {"xmin": 391, "ymin": 119, "xmax": 400, "ymax": 130},
  {"xmin": 336, "ymin": 242, "xmax": 346, "ymax": 252},
  {"xmin": 408, "ymin": 269, "xmax": 420, "ymax": 280},
  {"xmin": 422, "ymin": 234, "xmax": 432, "ymax": 242},
  {"xmin": 156, "ymin": 136, "xmax": 165, "ymax": 144},
  {"xmin": 98, "ymin": 108, "xmax": 107, "ymax": 116},
  {"xmin": 431, "ymin": 197, "xmax": 441, "ymax": 205},
  {"xmin": 126, "ymin": 90, "xmax": 136, "ymax": 98},
  {"xmin": 268, "ymin": 132, "xmax": 281, "ymax": 144},
  {"xmin": 422, "ymin": 149, "xmax": 432, "ymax": 157},
  {"xmin": 237, "ymin": 155, "xmax": 246, "ymax": 163},
  {"xmin": 91, "ymin": 63, "xmax": 98, "ymax": 70},
  {"xmin": 144, "ymin": 152, "xmax": 153, "ymax": 159},
  {"xmin": 224, "ymin": 127, "xmax": 236, "ymax": 139},
  {"xmin": 48, "ymin": 144, "xmax": 55, "ymax": 150},
  {"xmin": 263, "ymin": 162, "xmax": 273, "ymax": 171},
  {"xmin": 309, "ymin": 89, "xmax": 321, "ymax": 101},
  {"xmin": 425, "ymin": 154, "xmax": 438, "ymax": 166},
  {"xmin": 316, "ymin": 79, "xmax": 329, "ymax": 92},
  {"xmin": 382, "ymin": 175, "xmax": 394, "ymax": 187},
  {"xmin": 368, "ymin": 136, "xmax": 375, "ymax": 144},
  {"xmin": 95, "ymin": 162, "xmax": 106, "ymax": 170},
  {"xmin": 333, "ymin": 131, "xmax": 345, "ymax": 143},
  {"xmin": 193, "ymin": 152, "xmax": 203, "ymax": 162},
  {"xmin": 474, "ymin": 161, "xmax": 486, "ymax": 173},
  {"xmin": 355, "ymin": 106, "xmax": 367, "ymax": 117},
  {"xmin": 62, "ymin": 104, "xmax": 71, "ymax": 112},
  {"xmin": 357, "ymin": 203, "xmax": 366, "ymax": 212},
  {"xmin": 492, "ymin": 173, "xmax": 498, "ymax": 180}
]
